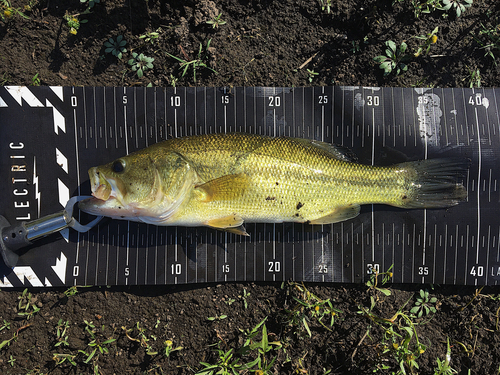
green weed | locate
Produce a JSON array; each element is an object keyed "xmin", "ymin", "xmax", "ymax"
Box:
[
  {"xmin": 78, "ymin": 320, "xmax": 116, "ymax": 366},
  {"xmin": 80, "ymin": 0, "xmax": 99, "ymax": 9},
  {"xmin": 366, "ymin": 265, "xmax": 393, "ymax": 296},
  {"xmin": 434, "ymin": 338, "xmax": 458, "ymax": 374},
  {"xmin": 128, "ymin": 52, "xmax": 154, "ymax": 78},
  {"xmin": 1, "ymin": 0, "xmax": 29, "ymax": 21},
  {"xmin": 411, "ymin": 0, "xmax": 442, "ymax": 18},
  {"xmin": 283, "ymin": 282, "xmax": 342, "ymax": 337},
  {"xmin": 63, "ymin": 12, "xmax": 88, "ymax": 35},
  {"xmin": 139, "ymin": 28, "xmax": 163, "ymax": 45},
  {"xmin": 166, "ymin": 39, "xmax": 217, "ymax": 83},
  {"xmin": 374, "ymin": 41, "xmax": 410, "ymax": 76},
  {"xmin": 207, "ymin": 314, "xmax": 228, "ymax": 321},
  {"xmin": 17, "ymin": 288, "xmax": 40, "ymax": 320},
  {"xmin": 441, "ymin": 0, "xmax": 472, "ymax": 18},
  {"xmin": 240, "ymin": 288, "xmax": 251, "ymax": 309},
  {"xmin": 104, "ymin": 35, "xmax": 127, "ymax": 59},
  {"xmin": 410, "ymin": 289, "xmax": 438, "ymax": 318},
  {"xmin": 163, "ymin": 339, "xmax": 183, "ymax": 358},
  {"xmin": 318, "ymin": 0, "xmax": 332, "ymax": 14},
  {"xmin": 206, "ymin": 12, "xmax": 226, "ymax": 29},
  {"xmin": 414, "ymin": 27, "xmax": 439, "ymax": 57},
  {"xmin": 54, "ymin": 319, "xmax": 70, "ymax": 347},
  {"xmin": 122, "ymin": 321, "xmax": 158, "ymax": 356}
]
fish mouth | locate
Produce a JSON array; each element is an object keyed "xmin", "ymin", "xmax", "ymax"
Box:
[
  {"xmin": 79, "ymin": 168, "xmax": 126, "ymax": 217},
  {"xmin": 88, "ymin": 167, "xmax": 125, "ymax": 201},
  {"xmin": 89, "ymin": 167, "xmax": 112, "ymax": 200}
]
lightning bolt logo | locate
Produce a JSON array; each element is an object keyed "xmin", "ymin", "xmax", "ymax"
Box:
[{"xmin": 33, "ymin": 156, "xmax": 41, "ymax": 218}]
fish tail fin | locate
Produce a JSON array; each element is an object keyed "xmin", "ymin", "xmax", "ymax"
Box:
[{"xmin": 397, "ymin": 158, "xmax": 468, "ymax": 209}]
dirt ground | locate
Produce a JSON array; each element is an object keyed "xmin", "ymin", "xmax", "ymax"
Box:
[{"xmin": 1, "ymin": 0, "xmax": 500, "ymax": 374}]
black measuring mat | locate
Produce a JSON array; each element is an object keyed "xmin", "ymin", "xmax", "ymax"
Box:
[{"xmin": 0, "ymin": 86, "xmax": 498, "ymax": 287}]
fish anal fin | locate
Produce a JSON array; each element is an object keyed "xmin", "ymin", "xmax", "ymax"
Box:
[
  {"xmin": 309, "ymin": 204, "xmax": 360, "ymax": 224},
  {"xmin": 223, "ymin": 225, "xmax": 249, "ymax": 236},
  {"xmin": 205, "ymin": 214, "xmax": 249, "ymax": 236},
  {"xmin": 194, "ymin": 174, "xmax": 249, "ymax": 202}
]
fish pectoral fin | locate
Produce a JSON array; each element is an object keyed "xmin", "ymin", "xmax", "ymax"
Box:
[
  {"xmin": 194, "ymin": 174, "xmax": 250, "ymax": 202},
  {"xmin": 308, "ymin": 204, "xmax": 361, "ymax": 224},
  {"xmin": 205, "ymin": 214, "xmax": 249, "ymax": 236}
]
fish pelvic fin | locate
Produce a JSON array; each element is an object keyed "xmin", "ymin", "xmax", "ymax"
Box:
[
  {"xmin": 194, "ymin": 173, "xmax": 250, "ymax": 202},
  {"xmin": 397, "ymin": 158, "xmax": 468, "ymax": 208},
  {"xmin": 205, "ymin": 214, "xmax": 249, "ymax": 236},
  {"xmin": 309, "ymin": 204, "xmax": 361, "ymax": 224}
]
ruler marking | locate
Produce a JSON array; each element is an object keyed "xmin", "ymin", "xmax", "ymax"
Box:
[
  {"xmin": 103, "ymin": 88, "xmax": 108, "ymax": 149},
  {"xmin": 475, "ymin": 106, "xmax": 481, "ymax": 266},
  {"xmin": 113, "ymin": 89, "xmax": 118, "ymax": 148},
  {"xmin": 401, "ymin": 223, "xmax": 405, "ymax": 281},
  {"xmin": 412, "ymin": 224, "xmax": 416, "ymax": 283},
  {"xmin": 371, "ymin": 88, "xmax": 376, "ymax": 264},
  {"xmin": 93, "ymin": 87, "xmax": 98, "ymax": 149}
]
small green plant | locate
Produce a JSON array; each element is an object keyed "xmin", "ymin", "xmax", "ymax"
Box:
[
  {"xmin": 318, "ymin": 0, "xmax": 332, "ymax": 13},
  {"xmin": 7, "ymin": 355, "xmax": 15, "ymax": 366},
  {"xmin": 477, "ymin": 22, "xmax": 500, "ymax": 65},
  {"xmin": 1, "ymin": 0, "xmax": 29, "ymax": 21},
  {"xmin": 410, "ymin": 289, "xmax": 437, "ymax": 318},
  {"xmin": 240, "ymin": 288, "xmax": 250, "ymax": 309},
  {"xmin": 374, "ymin": 41, "xmax": 409, "ymax": 76},
  {"xmin": 196, "ymin": 346, "xmax": 244, "ymax": 375},
  {"xmin": 414, "ymin": 27, "xmax": 439, "ymax": 57},
  {"xmin": 224, "ymin": 298, "xmax": 236, "ymax": 305},
  {"xmin": 104, "ymin": 35, "xmax": 127, "ymax": 59},
  {"xmin": 17, "ymin": 288, "xmax": 40, "ymax": 320},
  {"xmin": 63, "ymin": 12, "xmax": 88, "ymax": 35},
  {"xmin": 306, "ymin": 68, "xmax": 319, "ymax": 83},
  {"xmin": 206, "ymin": 12, "xmax": 226, "ymax": 28},
  {"xmin": 78, "ymin": 320, "xmax": 116, "ymax": 365},
  {"xmin": 163, "ymin": 339, "xmax": 183, "ymax": 358},
  {"xmin": 166, "ymin": 39, "xmax": 217, "ymax": 83},
  {"xmin": 54, "ymin": 319, "xmax": 70, "ymax": 347},
  {"xmin": 207, "ymin": 314, "xmax": 228, "ymax": 321},
  {"xmin": 122, "ymin": 322, "xmax": 158, "ymax": 356},
  {"xmin": 0, "ymin": 323, "xmax": 30, "ymax": 351},
  {"xmin": 80, "ymin": 0, "xmax": 99, "ymax": 9},
  {"xmin": 468, "ymin": 67, "xmax": 481, "ymax": 88},
  {"xmin": 440, "ymin": 0, "xmax": 472, "ymax": 17},
  {"xmin": 434, "ymin": 338, "xmax": 458, "ymax": 374},
  {"xmin": 359, "ymin": 296, "xmax": 427, "ymax": 374},
  {"xmin": 411, "ymin": 0, "xmax": 443, "ymax": 18},
  {"xmin": 52, "ymin": 353, "xmax": 77, "ymax": 367},
  {"xmin": 238, "ymin": 320, "xmax": 281, "ymax": 374},
  {"xmin": 64, "ymin": 286, "xmax": 79, "ymax": 297},
  {"xmin": 31, "ymin": 73, "xmax": 40, "ymax": 86},
  {"xmin": 128, "ymin": 52, "xmax": 154, "ymax": 78},
  {"xmin": 0, "ymin": 319, "xmax": 11, "ymax": 331},
  {"xmin": 283, "ymin": 283, "xmax": 342, "ymax": 337},
  {"xmin": 139, "ymin": 28, "xmax": 162, "ymax": 44},
  {"xmin": 366, "ymin": 265, "xmax": 393, "ymax": 296}
]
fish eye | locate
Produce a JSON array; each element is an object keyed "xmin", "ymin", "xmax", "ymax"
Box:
[{"xmin": 112, "ymin": 160, "xmax": 125, "ymax": 173}]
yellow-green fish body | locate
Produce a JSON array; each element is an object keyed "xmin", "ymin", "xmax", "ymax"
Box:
[{"xmin": 79, "ymin": 133, "xmax": 467, "ymax": 235}]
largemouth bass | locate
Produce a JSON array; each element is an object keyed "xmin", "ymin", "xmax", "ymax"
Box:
[{"xmin": 79, "ymin": 133, "xmax": 467, "ymax": 235}]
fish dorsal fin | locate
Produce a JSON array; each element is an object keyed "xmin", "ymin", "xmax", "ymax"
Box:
[
  {"xmin": 194, "ymin": 173, "xmax": 250, "ymax": 202},
  {"xmin": 205, "ymin": 215, "xmax": 249, "ymax": 236},
  {"xmin": 309, "ymin": 204, "xmax": 361, "ymax": 224},
  {"xmin": 294, "ymin": 138, "xmax": 357, "ymax": 162}
]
